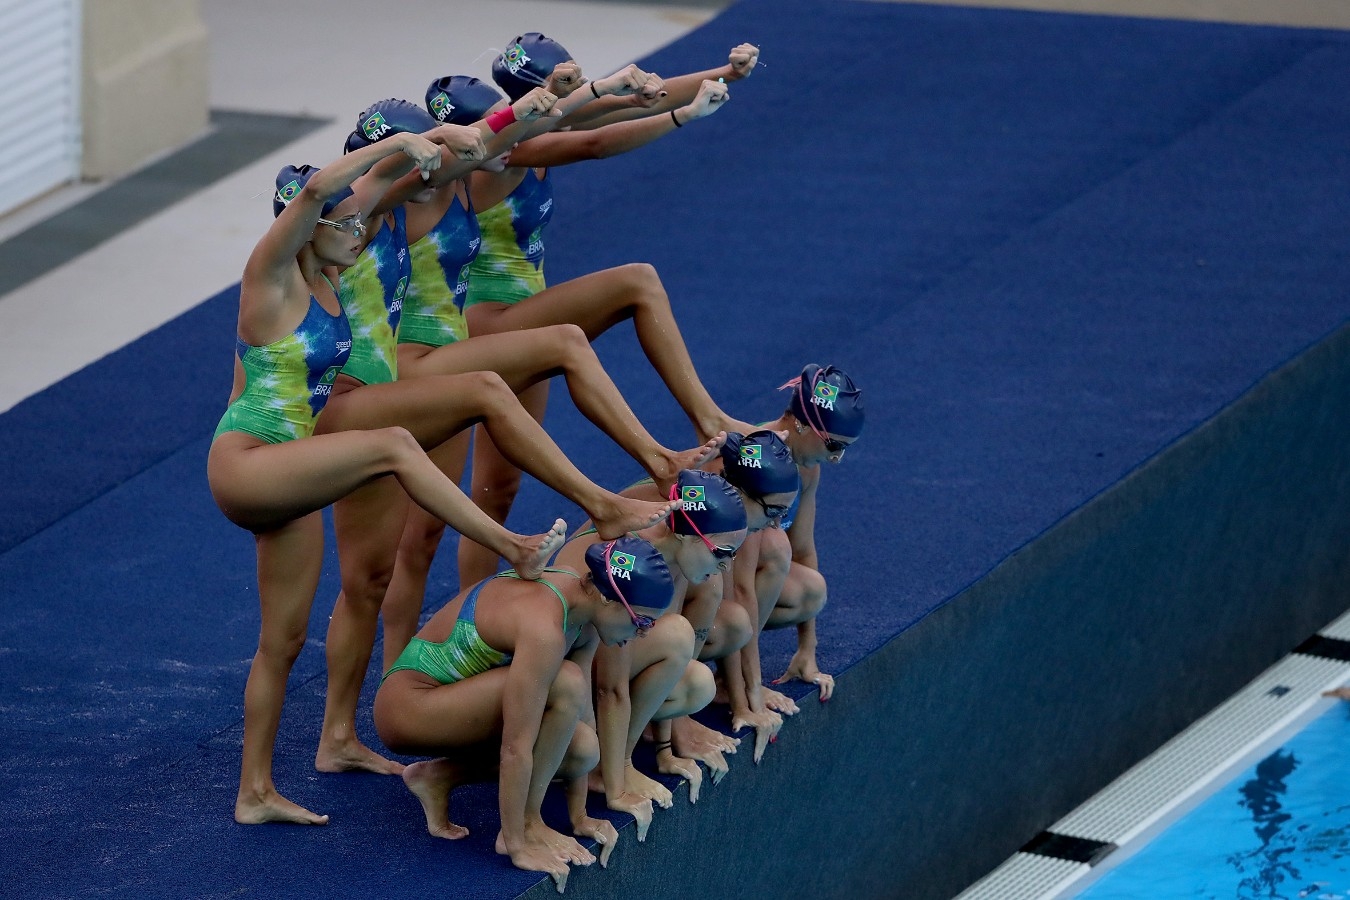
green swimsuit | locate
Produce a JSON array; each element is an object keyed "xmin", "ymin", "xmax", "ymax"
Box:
[
  {"xmin": 212, "ymin": 283, "xmax": 352, "ymax": 444},
  {"xmin": 383, "ymin": 568, "xmax": 575, "ymax": 685}
]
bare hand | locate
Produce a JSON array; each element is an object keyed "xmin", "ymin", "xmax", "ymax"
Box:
[
  {"xmin": 401, "ymin": 133, "xmax": 444, "ymax": 179},
  {"xmin": 606, "ymin": 791, "xmax": 654, "ymax": 842},
  {"xmin": 594, "ymin": 63, "xmax": 648, "ymax": 97},
  {"xmin": 671, "ymin": 716, "xmax": 739, "ymax": 784},
  {"xmin": 728, "ymin": 43, "xmax": 760, "ymax": 78},
  {"xmin": 655, "ymin": 747, "xmax": 704, "ymax": 804},
  {"xmin": 774, "ymin": 649, "xmax": 835, "ymax": 701},
  {"xmin": 513, "ymin": 87, "xmax": 559, "ymax": 122},
  {"xmin": 625, "ymin": 762, "xmax": 673, "ymax": 809},
  {"xmin": 546, "ymin": 61, "xmax": 584, "ymax": 97},
  {"xmin": 761, "ymin": 686, "xmax": 800, "ymax": 716},
  {"xmin": 572, "ymin": 816, "xmax": 619, "ymax": 868},
  {"xmin": 680, "ymin": 80, "xmax": 729, "ymax": 123},
  {"xmin": 429, "ymin": 124, "xmax": 485, "ymax": 163},
  {"xmin": 509, "ymin": 841, "xmax": 575, "ymax": 893},
  {"xmin": 731, "ymin": 707, "xmax": 782, "ymax": 764}
]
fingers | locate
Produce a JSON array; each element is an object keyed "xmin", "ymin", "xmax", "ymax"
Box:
[
  {"xmin": 753, "ymin": 723, "xmax": 771, "ymax": 764},
  {"xmin": 817, "ymin": 673, "xmax": 836, "ymax": 702},
  {"xmin": 686, "ymin": 763, "xmax": 703, "ymax": 804},
  {"xmin": 598, "ymin": 823, "xmax": 618, "ymax": 868},
  {"xmin": 633, "ymin": 800, "xmax": 653, "ymax": 842},
  {"xmin": 552, "ymin": 867, "xmax": 569, "ymax": 894},
  {"xmin": 702, "ymin": 749, "xmax": 729, "ymax": 784}
]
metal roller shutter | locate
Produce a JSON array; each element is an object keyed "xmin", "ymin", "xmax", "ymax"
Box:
[{"xmin": 0, "ymin": 0, "xmax": 80, "ymax": 215}]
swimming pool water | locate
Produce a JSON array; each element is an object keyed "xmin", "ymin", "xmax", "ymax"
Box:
[{"xmin": 1077, "ymin": 704, "xmax": 1350, "ymax": 900}]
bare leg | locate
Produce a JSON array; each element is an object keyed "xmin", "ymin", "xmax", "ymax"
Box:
[
  {"xmin": 315, "ymin": 477, "xmax": 411, "ymax": 775},
  {"xmin": 466, "ymin": 263, "xmax": 753, "ymax": 441},
  {"xmin": 459, "ymin": 380, "xmax": 548, "ymax": 589},
  {"xmin": 402, "ymin": 324, "xmax": 723, "ymax": 489},
  {"xmin": 770, "ymin": 562, "xmax": 835, "ymax": 701},
  {"xmin": 400, "ymin": 755, "xmax": 496, "ymax": 839},
  {"xmin": 235, "ymin": 512, "xmax": 329, "ymax": 825},
  {"xmin": 382, "ymin": 431, "xmax": 469, "ymax": 670},
  {"xmin": 209, "ymin": 428, "xmax": 562, "ymax": 577},
  {"xmin": 318, "ymin": 374, "xmax": 673, "ymax": 549}
]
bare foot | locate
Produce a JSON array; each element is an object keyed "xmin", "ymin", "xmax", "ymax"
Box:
[
  {"xmin": 403, "ymin": 759, "xmax": 470, "ymax": 839},
  {"xmin": 235, "ymin": 786, "xmax": 329, "ymax": 825},
  {"xmin": 315, "ymin": 735, "xmax": 405, "ymax": 775},
  {"xmin": 592, "ymin": 495, "xmax": 678, "ymax": 541},
  {"xmin": 508, "ymin": 518, "xmax": 568, "ymax": 579},
  {"xmin": 586, "ymin": 768, "xmax": 606, "ymax": 794},
  {"xmin": 717, "ymin": 418, "xmax": 762, "ymax": 442},
  {"xmin": 650, "ymin": 433, "xmax": 728, "ymax": 493},
  {"xmin": 1324, "ymin": 686, "xmax": 1350, "ymax": 700}
]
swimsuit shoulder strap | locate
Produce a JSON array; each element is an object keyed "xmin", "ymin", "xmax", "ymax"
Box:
[{"xmin": 493, "ymin": 568, "xmax": 578, "ymax": 632}]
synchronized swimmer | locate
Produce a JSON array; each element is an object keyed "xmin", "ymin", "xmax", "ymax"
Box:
[{"xmin": 207, "ymin": 30, "xmax": 865, "ymax": 891}]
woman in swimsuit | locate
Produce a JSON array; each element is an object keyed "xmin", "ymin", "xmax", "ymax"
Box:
[
  {"xmin": 374, "ymin": 535, "xmax": 675, "ymax": 890},
  {"xmin": 208, "ymin": 134, "xmax": 568, "ymax": 826}
]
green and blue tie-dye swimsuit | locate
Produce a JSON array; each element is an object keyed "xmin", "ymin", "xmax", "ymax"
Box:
[
  {"xmin": 463, "ymin": 168, "xmax": 553, "ymax": 308},
  {"xmin": 398, "ymin": 192, "xmax": 479, "ymax": 348},
  {"xmin": 382, "ymin": 568, "xmax": 573, "ymax": 685},
  {"xmin": 338, "ymin": 206, "xmax": 411, "ymax": 385},
  {"xmin": 212, "ymin": 290, "xmax": 352, "ymax": 444}
]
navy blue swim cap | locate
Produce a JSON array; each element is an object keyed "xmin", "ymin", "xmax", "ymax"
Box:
[
  {"xmin": 425, "ymin": 75, "xmax": 505, "ymax": 125},
  {"xmin": 668, "ymin": 470, "xmax": 747, "ymax": 538},
  {"xmin": 344, "ymin": 98, "xmax": 437, "ymax": 152},
  {"xmin": 272, "ymin": 164, "xmax": 353, "ymax": 219},
  {"xmin": 585, "ymin": 536, "xmax": 674, "ymax": 611},
  {"xmin": 492, "ymin": 32, "xmax": 572, "ymax": 101},
  {"xmin": 719, "ymin": 430, "xmax": 800, "ymax": 498},
  {"xmin": 785, "ymin": 364, "xmax": 865, "ymax": 440}
]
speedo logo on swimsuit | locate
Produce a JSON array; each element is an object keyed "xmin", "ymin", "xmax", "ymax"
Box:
[
  {"xmin": 275, "ymin": 179, "xmax": 301, "ymax": 207},
  {"xmin": 739, "ymin": 445, "xmax": 762, "ymax": 468},
  {"xmin": 428, "ymin": 92, "xmax": 455, "ymax": 121},
  {"xmin": 539, "ymin": 199, "xmax": 552, "ymax": 216},
  {"xmin": 362, "ymin": 112, "xmax": 391, "ymax": 142},
  {"xmin": 680, "ymin": 485, "xmax": 708, "ymax": 511},
  {"xmin": 812, "ymin": 382, "xmax": 839, "ymax": 411},
  {"xmin": 500, "ymin": 44, "xmax": 531, "ymax": 75},
  {"xmin": 609, "ymin": 550, "xmax": 636, "ymax": 580}
]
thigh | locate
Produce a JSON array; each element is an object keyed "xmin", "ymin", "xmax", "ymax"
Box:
[
  {"xmin": 401, "ymin": 329, "xmax": 572, "ymax": 393},
  {"xmin": 314, "ymin": 377, "xmax": 490, "ymax": 448},
  {"xmin": 209, "ymin": 430, "xmax": 402, "ymax": 532},
  {"xmin": 470, "ymin": 266, "xmax": 642, "ymax": 339},
  {"xmin": 375, "ymin": 668, "xmax": 511, "ymax": 754}
]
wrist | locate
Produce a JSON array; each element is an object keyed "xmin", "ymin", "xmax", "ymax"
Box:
[
  {"xmin": 590, "ymin": 80, "xmax": 602, "ymax": 99},
  {"xmin": 486, "ymin": 106, "xmax": 517, "ymax": 133},
  {"xmin": 670, "ymin": 109, "xmax": 684, "ymax": 128}
]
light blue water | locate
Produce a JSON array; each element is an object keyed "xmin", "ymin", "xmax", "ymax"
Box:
[{"xmin": 1078, "ymin": 704, "xmax": 1350, "ymax": 900}]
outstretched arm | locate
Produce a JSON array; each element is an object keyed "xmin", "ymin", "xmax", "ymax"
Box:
[
  {"xmin": 565, "ymin": 43, "xmax": 759, "ymax": 129},
  {"xmin": 508, "ymin": 79, "xmax": 730, "ymax": 168},
  {"xmin": 244, "ymin": 132, "xmax": 441, "ymax": 295}
]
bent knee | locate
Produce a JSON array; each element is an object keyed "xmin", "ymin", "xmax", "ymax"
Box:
[
  {"xmin": 650, "ymin": 614, "xmax": 695, "ymax": 660},
  {"xmin": 549, "ymin": 660, "xmax": 587, "ymax": 710},
  {"xmin": 620, "ymin": 262, "xmax": 662, "ymax": 293},
  {"xmin": 677, "ymin": 661, "xmax": 716, "ymax": 715},
  {"xmin": 562, "ymin": 722, "xmax": 600, "ymax": 776}
]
